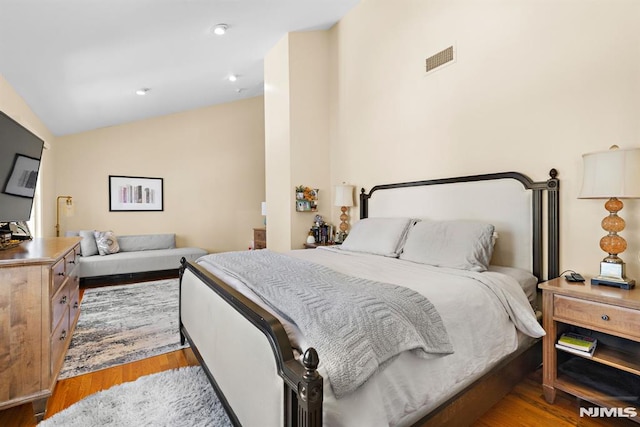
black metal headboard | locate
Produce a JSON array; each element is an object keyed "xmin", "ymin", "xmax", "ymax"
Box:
[{"xmin": 359, "ymin": 170, "xmax": 560, "ymax": 281}]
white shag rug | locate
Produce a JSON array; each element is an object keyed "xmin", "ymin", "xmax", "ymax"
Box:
[{"xmin": 39, "ymin": 366, "xmax": 232, "ymax": 427}]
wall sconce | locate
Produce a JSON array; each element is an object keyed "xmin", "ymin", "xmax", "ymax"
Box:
[
  {"xmin": 579, "ymin": 145, "xmax": 640, "ymax": 289},
  {"xmin": 334, "ymin": 184, "xmax": 355, "ymax": 243},
  {"xmin": 55, "ymin": 195, "xmax": 74, "ymax": 237}
]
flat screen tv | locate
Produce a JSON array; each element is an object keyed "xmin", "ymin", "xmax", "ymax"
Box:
[{"xmin": 0, "ymin": 111, "xmax": 45, "ymax": 223}]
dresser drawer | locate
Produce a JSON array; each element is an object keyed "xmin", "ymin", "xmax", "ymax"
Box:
[
  {"xmin": 51, "ymin": 279, "xmax": 70, "ymax": 328},
  {"xmin": 69, "ymin": 276, "xmax": 80, "ymax": 325},
  {"xmin": 554, "ymin": 294, "xmax": 640, "ymax": 340},
  {"xmin": 51, "ymin": 306, "xmax": 70, "ymax": 375},
  {"xmin": 51, "ymin": 258, "xmax": 66, "ymax": 295},
  {"xmin": 65, "ymin": 248, "xmax": 78, "ymax": 273}
]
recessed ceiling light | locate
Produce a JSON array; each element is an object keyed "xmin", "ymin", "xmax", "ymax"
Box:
[
  {"xmin": 228, "ymin": 75, "xmax": 237, "ymax": 82},
  {"xmin": 212, "ymin": 24, "xmax": 228, "ymax": 36},
  {"xmin": 136, "ymin": 88, "xmax": 150, "ymax": 96}
]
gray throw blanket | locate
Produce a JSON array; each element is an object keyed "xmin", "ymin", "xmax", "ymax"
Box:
[{"xmin": 198, "ymin": 250, "xmax": 453, "ymax": 398}]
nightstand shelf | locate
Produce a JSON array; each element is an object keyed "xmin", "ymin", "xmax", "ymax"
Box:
[
  {"xmin": 539, "ymin": 277, "xmax": 640, "ymax": 423},
  {"xmin": 554, "ymin": 375, "xmax": 636, "ymax": 412}
]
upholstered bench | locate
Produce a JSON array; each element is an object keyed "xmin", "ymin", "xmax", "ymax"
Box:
[{"xmin": 66, "ymin": 231, "xmax": 207, "ymax": 285}]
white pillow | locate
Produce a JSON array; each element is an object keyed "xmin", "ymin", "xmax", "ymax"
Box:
[
  {"xmin": 94, "ymin": 230, "xmax": 120, "ymax": 256},
  {"xmin": 79, "ymin": 230, "xmax": 99, "ymax": 256},
  {"xmin": 399, "ymin": 220, "xmax": 495, "ymax": 271},
  {"xmin": 339, "ymin": 217, "xmax": 416, "ymax": 257}
]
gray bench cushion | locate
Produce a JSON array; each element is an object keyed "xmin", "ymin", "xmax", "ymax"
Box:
[{"xmin": 79, "ymin": 247, "xmax": 207, "ymax": 278}]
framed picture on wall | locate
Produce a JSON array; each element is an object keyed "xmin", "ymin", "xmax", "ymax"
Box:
[
  {"xmin": 109, "ymin": 175, "xmax": 163, "ymax": 211},
  {"xmin": 3, "ymin": 154, "xmax": 40, "ymax": 198}
]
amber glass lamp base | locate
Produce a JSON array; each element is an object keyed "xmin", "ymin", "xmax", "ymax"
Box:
[{"xmin": 593, "ymin": 197, "xmax": 635, "ymax": 288}]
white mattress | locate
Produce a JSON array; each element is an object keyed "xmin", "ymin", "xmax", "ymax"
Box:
[{"xmin": 196, "ymin": 248, "xmax": 544, "ymax": 426}]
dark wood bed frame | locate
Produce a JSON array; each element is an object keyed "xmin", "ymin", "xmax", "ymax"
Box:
[{"xmin": 179, "ymin": 169, "xmax": 560, "ymax": 427}]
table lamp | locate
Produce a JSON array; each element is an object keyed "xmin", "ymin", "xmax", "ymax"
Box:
[
  {"xmin": 334, "ymin": 184, "xmax": 354, "ymax": 243},
  {"xmin": 579, "ymin": 145, "xmax": 640, "ymax": 289}
]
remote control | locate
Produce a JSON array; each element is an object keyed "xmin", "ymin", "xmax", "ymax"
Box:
[{"xmin": 564, "ymin": 272, "xmax": 585, "ymax": 282}]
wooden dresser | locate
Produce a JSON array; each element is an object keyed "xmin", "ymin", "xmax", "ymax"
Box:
[{"xmin": 0, "ymin": 237, "xmax": 82, "ymax": 421}]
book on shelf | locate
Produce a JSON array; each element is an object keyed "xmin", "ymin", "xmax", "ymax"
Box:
[
  {"xmin": 555, "ymin": 342, "xmax": 596, "ymax": 358},
  {"xmin": 557, "ymin": 332, "xmax": 597, "ymax": 352}
]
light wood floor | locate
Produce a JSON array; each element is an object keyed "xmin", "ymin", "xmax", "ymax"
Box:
[{"xmin": 1, "ymin": 356, "xmax": 635, "ymax": 427}]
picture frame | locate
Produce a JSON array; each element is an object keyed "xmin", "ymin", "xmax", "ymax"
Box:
[
  {"xmin": 109, "ymin": 175, "xmax": 163, "ymax": 212},
  {"xmin": 294, "ymin": 186, "xmax": 319, "ymax": 212},
  {"xmin": 3, "ymin": 154, "xmax": 40, "ymax": 198}
]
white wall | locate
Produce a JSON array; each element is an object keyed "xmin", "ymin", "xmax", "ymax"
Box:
[{"xmin": 327, "ymin": 0, "xmax": 640, "ymax": 279}]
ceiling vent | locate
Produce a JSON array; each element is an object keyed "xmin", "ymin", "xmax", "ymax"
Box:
[{"xmin": 425, "ymin": 46, "xmax": 454, "ymax": 73}]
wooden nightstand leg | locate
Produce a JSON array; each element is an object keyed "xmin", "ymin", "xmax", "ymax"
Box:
[{"xmin": 541, "ymin": 290, "xmax": 557, "ymax": 404}]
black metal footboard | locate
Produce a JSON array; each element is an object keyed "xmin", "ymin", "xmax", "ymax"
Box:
[{"xmin": 179, "ymin": 258, "xmax": 323, "ymax": 427}]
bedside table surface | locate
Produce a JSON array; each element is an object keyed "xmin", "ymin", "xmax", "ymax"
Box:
[{"xmin": 539, "ymin": 277, "xmax": 640, "ymax": 310}]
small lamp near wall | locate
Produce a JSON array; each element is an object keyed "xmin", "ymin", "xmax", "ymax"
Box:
[
  {"xmin": 261, "ymin": 201, "xmax": 267, "ymax": 226},
  {"xmin": 334, "ymin": 184, "xmax": 354, "ymax": 243},
  {"xmin": 579, "ymin": 145, "xmax": 640, "ymax": 289},
  {"xmin": 55, "ymin": 195, "xmax": 74, "ymax": 237}
]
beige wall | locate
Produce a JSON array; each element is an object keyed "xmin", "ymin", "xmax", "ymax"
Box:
[
  {"xmin": 264, "ymin": 32, "xmax": 332, "ymax": 251},
  {"xmin": 325, "ymin": 0, "xmax": 640, "ymax": 279},
  {"xmin": 0, "ymin": 74, "xmax": 56, "ymax": 236},
  {"xmin": 54, "ymin": 96, "xmax": 265, "ymax": 253}
]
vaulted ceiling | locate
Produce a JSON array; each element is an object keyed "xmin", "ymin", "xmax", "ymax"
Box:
[{"xmin": 0, "ymin": 0, "xmax": 359, "ymax": 136}]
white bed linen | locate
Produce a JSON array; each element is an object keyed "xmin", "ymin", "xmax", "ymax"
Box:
[{"xmin": 196, "ymin": 248, "xmax": 543, "ymax": 427}]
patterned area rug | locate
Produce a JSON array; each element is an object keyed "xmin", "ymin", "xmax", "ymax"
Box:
[
  {"xmin": 39, "ymin": 366, "xmax": 232, "ymax": 427},
  {"xmin": 59, "ymin": 279, "xmax": 188, "ymax": 379}
]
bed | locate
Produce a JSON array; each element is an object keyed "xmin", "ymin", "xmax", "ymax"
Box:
[{"xmin": 179, "ymin": 170, "xmax": 560, "ymax": 427}]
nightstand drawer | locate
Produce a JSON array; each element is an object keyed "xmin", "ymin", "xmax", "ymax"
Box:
[{"xmin": 554, "ymin": 294, "xmax": 640, "ymax": 340}]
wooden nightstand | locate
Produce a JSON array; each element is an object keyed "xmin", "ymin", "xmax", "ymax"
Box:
[
  {"xmin": 539, "ymin": 277, "xmax": 640, "ymax": 419},
  {"xmin": 253, "ymin": 228, "xmax": 266, "ymax": 249}
]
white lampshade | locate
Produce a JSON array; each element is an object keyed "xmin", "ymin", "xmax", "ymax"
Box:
[
  {"xmin": 579, "ymin": 147, "xmax": 640, "ymax": 199},
  {"xmin": 261, "ymin": 201, "xmax": 267, "ymax": 216},
  {"xmin": 334, "ymin": 184, "xmax": 354, "ymax": 207}
]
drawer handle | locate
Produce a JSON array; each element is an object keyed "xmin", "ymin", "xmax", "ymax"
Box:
[
  {"xmin": 68, "ymin": 260, "xmax": 75, "ymax": 264},
  {"xmin": 601, "ymin": 314, "xmax": 610, "ymax": 321},
  {"xmin": 58, "ymin": 272, "xmax": 65, "ymax": 276},
  {"xmin": 73, "ymin": 302, "xmax": 79, "ymax": 309},
  {"xmin": 60, "ymin": 295, "xmax": 67, "ymax": 304},
  {"xmin": 59, "ymin": 330, "xmax": 67, "ymax": 340}
]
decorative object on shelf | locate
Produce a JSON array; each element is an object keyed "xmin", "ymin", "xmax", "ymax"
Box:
[
  {"xmin": 55, "ymin": 195, "xmax": 74, "ymax": 237},
  {"xmin": 295, "ymin": 185, "xmax": 318, "ymax": 212},
  {"xmin": 579, "ymin": 145, "xmax": 640, "ymax": 289},
  {"xmin": 306, "ymin": 233, "xmax": 316, "ymax": 244},
  {"xmin": 109, "ymin": 175, "xmax": 164, "ymax": 212},
  {"xmin": 334, "ymin": 183, "xmax": 354, "ymax": 243},
  {"xmin": 307, "ymin": 215, "xmax": 333, "ymax": 245},
  {"xmin": 261, "ymin": 201, "xmax": 267, "ymax": 225}
]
